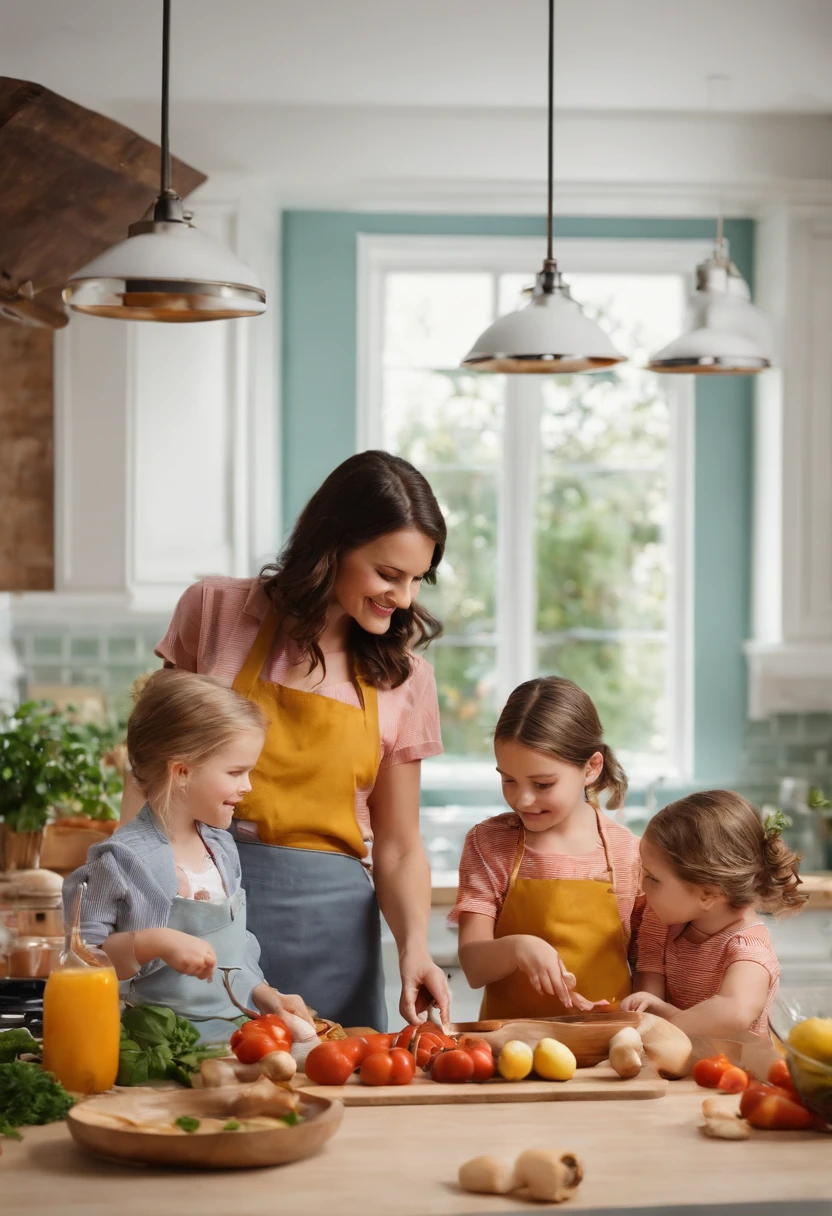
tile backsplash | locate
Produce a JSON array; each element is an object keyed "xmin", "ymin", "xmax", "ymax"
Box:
[
  {"xmin": 737, "ymin": 712, "xmax": 832, "ymax": 806},
  {"xmin": 13, "ymin": 619, "xmax": 167, "ymax": 718}
]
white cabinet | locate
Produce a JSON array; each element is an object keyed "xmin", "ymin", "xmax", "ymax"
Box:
[{"xmin": 747, "ymin": 205, "xmax": 832, "ymax": 717}]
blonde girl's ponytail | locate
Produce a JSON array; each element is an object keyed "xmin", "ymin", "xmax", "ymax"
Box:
[{"xmin": 495, "ymin": 677, "xmax": 628, "ymax": 809}]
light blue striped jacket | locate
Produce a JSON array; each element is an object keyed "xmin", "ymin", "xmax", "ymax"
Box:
[{"xmin": 62, "ymin": 805, "xmax": 265, "ymax": 984}]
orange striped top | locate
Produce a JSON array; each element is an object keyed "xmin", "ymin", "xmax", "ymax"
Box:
[
  {"xmin": 636, "ymin": 905, "xmax": 780, "ymax": 1036},
  {"xmin": 155, "ymin": 576, "xmax": 443, "ymax": 839},
  {"xmin": 449, "ymin": 811, "xmax": 645, "ymax": 959}
]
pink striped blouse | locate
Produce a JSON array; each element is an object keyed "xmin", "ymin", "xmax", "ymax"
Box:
[{"xmin": 155, "ymin": 577, "xmax": 443, "ymax": 838}]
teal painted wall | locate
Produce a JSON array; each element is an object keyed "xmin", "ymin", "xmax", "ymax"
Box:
[{"xmin": 281, "ymin": 211, "xmax": 754, "ymax": 785}]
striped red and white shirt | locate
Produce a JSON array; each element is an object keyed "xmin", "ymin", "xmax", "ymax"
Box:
[
  {"xmin": 449, "ymin": 811, "xmax": 645, "ymax": 960},
  {"xmin": 156, "ymin": 576, "xmax": 443, "ymax": 838},
  {"xmin": 636, "ymin": 904, "xmax": 780, "ymax": 1036}
]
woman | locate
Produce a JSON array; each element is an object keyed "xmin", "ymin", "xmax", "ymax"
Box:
[{"xmin": 121, "ymin": 451, "xmax": 450, "ymax": 1031}]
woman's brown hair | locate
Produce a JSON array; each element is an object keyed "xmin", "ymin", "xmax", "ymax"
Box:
[
  {"xmin": 643, "ymin": 790, "xmax": 806, "ymax": 915},
  {"xmin": 127, "ymin": 669, "xmax": 267, "ymax": 829},
  {"xmin": 261, "ymin": 450, "xmax": 446, "ymax": 689},
  {"xmin": 494, "ymin": 676, "xmax": 628, "ymax": 809}
]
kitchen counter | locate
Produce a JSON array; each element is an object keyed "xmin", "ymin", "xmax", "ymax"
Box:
[
  {"xmin": 3, "ymin": 1081, "xmax": 830, "ymax": 1215},
  {"xmin": 432, "ymin": 873, "xmax": 832, "ymax": 910}
]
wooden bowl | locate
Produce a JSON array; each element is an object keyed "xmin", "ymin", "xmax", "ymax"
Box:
[
  {"xmin": 451, "ymin": 1010, "xmax": 642, "ymax": 1067},
  {"xmin": 66, "ymin": 1086, "xmax": 343, "ymax": 1169}
]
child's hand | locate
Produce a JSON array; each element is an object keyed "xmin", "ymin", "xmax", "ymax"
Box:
[
  {"xmin": 252, "ymin": 983, "xmax": 318, "ymax": 1042},
  {"xmin": 620, "ymin": 991, "xmax": 666, "ymax": 1015},
  {"xmin": 156, "ymin": 928, "xmax": 217, "ymax": 980},
  {"xmin": 514, "ymin": 936, "xmax": 594, "ymax": 1011}
]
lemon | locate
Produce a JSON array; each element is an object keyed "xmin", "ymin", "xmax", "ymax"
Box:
[
  {"xmin": 533, "ymin": 1037, "xmax": 577, "ymax": 1082},
  {"xmin": 788, "ymin": 1017, "xmax": 832, "ymax": 1065},
  {"xmin": 497, "ymin": 1040, "xmax": 534, "ymax": 1081}
]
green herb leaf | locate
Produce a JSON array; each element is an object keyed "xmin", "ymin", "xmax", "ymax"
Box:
[
  {"xmin": 281, "ymin": 1111, "xmax": 302, "ymax": 1127},
  {"xmin": 0, "ymin": 1029, "xmax": 40, "ymax": 1065},
  {"xmin": 222, "ymin": 1119, "xmax": 241, "ymax": 1132},
  {"xmin": 174, "ymin": 1116, "xmax": 200, "ymax": 1134},
  {"xmin": 0, "ymin": 1061, "xmax": 75, "ymax": 1133}
]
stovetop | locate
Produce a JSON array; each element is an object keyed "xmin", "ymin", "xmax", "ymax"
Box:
[{"xmin": 0, "ymin": 978, "xmax": 44, "ymax": 1033}]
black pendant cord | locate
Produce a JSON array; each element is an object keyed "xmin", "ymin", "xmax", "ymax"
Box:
[
  {"xmin": 546, "ymin": 0, "xmax": 554, "ymax": 264},
  {"xmin": 160, "ymin": 0, "xmax": 172, "ymax": 196}
]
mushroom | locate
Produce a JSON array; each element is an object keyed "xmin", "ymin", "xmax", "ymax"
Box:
[
  {"xmin": 513, "ymin": 1149, "xmax": 584, "ymax": 1203},
  {"xmin": 229, "ymin": 1075, "xmax": 300, "ymax": 1118},
  {"xmin": 637, "ymin": 1013, "xmax": 692, "ymax": 1078},
  {"xmin": 608, "ymin": 1027, "xmax": 643, "ymax": 1079},
  {"xmin": 199, "ymin": 1050, "xmax": 297, "ymax": 1089},
  {"xmin": 457, "ymin": 1155, "xmax": 516, "ymax": 1195}
]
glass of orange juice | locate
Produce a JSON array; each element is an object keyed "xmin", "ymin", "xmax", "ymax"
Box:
[{"xmin": 42, "ymin": 883, "xmax": 121, "ymax": 1094}]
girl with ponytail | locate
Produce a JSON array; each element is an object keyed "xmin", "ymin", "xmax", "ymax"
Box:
[
  {"xmin": 622, "ymin": 791, "xmax": 806, "ymax": 1037},
  {"xmin": 452, "ymin": 676, "xmax": 642, "ymax": 1019}
]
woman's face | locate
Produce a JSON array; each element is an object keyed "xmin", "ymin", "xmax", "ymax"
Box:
[{"xmin": 332, "ymin": 528, "xmax": 436, "ymax": 635}]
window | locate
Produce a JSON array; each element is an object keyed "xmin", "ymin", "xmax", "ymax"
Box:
[{"xmin": 359, "ymin": 236, "xmax": 702, "ymax": 789}]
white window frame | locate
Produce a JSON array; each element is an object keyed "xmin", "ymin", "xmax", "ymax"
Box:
[{"xmin": 357, "ymin": 234, "xmax": 706, "ymax": 787}]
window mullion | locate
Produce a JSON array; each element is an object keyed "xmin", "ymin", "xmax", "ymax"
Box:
[{"xmin": 497, "ymin": 376, "xmax": 542, "ymax": 706}]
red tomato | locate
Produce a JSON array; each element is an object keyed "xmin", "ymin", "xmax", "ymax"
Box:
[
  {"xmin": 393, "ymin": 1024, "xmax": 456, "ymax": 1069},
  {"xmin": 739, "ymin": 1080, "xmax": 795, "ymax": 1119},
  {"xmin": 768, "ymin": 1058, "xmax": 798, "ymax": 1094},
  {"xmin": 717, "ymin": 1066, "xmax": 749, "ymax": 1093},
  {"xmin": 692, "ymin": 1054, "xmax": 733, "ymax": 1088},
  {"xmin": 337, "ymin": 1037, "xmax": 371, "ymax": 1066},
  {"xmin": 430, "ymin": 1049, "xmax": 476, "ymax": 1084},
  {"xmin": 304, "ymin": 1041, "xmax": 357, "ymax": 1086},
  {"xmin": 230, "ymin": 1015, "xmax": 292, "ymax": 1064},
  {"xmin": 359, "ymin": 1048, "xmax": 416, "ymax": 1087},
  {"xmin": 745, "ymin": 1092, "xmax": 816, "ymax": 1131},
  {"xmin": 363, "ymin": 1033, "xmax": 397, "ymax": 1055},
  {"xmin": 468, "ymin": 1044, "xmax": 496, "ymax": 1082}
]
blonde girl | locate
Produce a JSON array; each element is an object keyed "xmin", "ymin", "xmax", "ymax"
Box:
[
  {"xmin": 622, "ymin": 791, "xmax": 806, "ymax": 1037},
  {"xmin": 451, "ymin": 677, "xmax": 642, "ymax": 1018},
  {"xmin": 63, "ymin": 670, "xmax": 314, "ymax": 1043}
]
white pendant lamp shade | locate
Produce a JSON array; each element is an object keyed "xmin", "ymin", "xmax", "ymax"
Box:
[
  {"xmin": 461, "ymin": 0, "xmax": 625, "ymax": 375},
  {"xmin": 462, "ymin": 265, "xmax": 624, "ymax": 373},
  {"xmin": 648, "ymin": 248, "xmax": 770, "ymax": 375},
  {"xmin": 64, "ymin": 202, "xmax": 266, "ymax": 322},
  {"xmin": 63, "ymin": 0, "xmax": 266, "ymax": 323}
]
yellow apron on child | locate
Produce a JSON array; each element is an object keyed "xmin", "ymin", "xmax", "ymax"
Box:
[{"xmin": 480, "ymin": 807, "xmax": 632, "ymax": 1019}]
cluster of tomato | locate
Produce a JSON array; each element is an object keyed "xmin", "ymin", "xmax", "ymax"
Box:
[
  {"xmin": 304, "ymin": 1025, "xmax": 496, "ymax": 1088},
  {"xmin": 230, "ymin": 1014, "xmax": 293, "ymax": 1064},
  {"xmin": 693, "ymin": 1052, "xmax": 822, "ymax": 1130}
]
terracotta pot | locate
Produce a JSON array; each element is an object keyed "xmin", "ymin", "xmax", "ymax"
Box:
[
  {"xmin": 40, "ymin": 823, "xmax": 110, "ymax": 875},
  {"xmin": 1, "ymin": 827, "xmax": 45, "ymax": 872}
]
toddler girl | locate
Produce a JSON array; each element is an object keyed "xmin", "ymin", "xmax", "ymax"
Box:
[{"xmin": 622, "ymin": 791, "xmax": 805, "ymax": 1037}]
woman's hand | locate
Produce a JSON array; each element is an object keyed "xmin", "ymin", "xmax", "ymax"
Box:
[
  {"xmin": 513, "ymin": 935, "xmax": 594, "ymax": 1011},
  {"xmin": 148, "ymin": 928, "xmax": 217, "ymax": 980},
  {"xmin": 399, "ymin": 952, "xmax": 451, "ymax": 1030}
]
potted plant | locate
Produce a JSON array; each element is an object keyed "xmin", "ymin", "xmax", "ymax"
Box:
[{"xmin": 0, "ymin": 701, "xmax": 122, "ymax": 871}]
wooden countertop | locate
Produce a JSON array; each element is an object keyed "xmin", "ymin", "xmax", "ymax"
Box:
[
  {"xmin": 432, "ymin": 873, "xmax": 832, "ymax": 910},
  {"xmin": 3, "ymin": 1081, "xmax": 829, "ymax": 1215}
]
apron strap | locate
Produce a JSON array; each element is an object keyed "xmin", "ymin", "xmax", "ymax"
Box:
[
  {"xmin": 593, "ymin": 805, "xmax": 617, "ymax": 889},
  {"xmin": 508, "ymin": 824, "xmax": 527, "ymax": 887},
  {"xmin": 234, "ymin": 607, "xmax": 282, "ymax": 697}
]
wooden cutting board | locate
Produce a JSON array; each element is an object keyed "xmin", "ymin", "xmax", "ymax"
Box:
[{"xmin": 297, "ymin": 1061, "xmax": 667, "ymax": 1106}]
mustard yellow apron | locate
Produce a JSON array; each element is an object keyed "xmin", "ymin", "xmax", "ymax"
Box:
[
  {"xmin": 232, "ymin": 607, "xmax": 380, "ymax": 858},
  {"xmin": 480, "ymin": 807, "xmax": 632, "ymax": 1020},
  {"xmin": 230, "ymin": 607, "xmax": 386, "ymax": 1027}
]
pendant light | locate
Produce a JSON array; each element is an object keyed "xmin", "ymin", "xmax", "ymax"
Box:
[
  {"xmin": 646, "ymin": 216, "xmax": 771, "ymax": 374},
  {"xmin": 461, "ymin": 0, "xmax": 625, "ymax": 373},
  {"xmin": 63, "ymin": 1, "xmax": 265, "ymax": 322}
]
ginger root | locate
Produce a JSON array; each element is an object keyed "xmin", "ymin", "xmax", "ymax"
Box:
[
  {"xmin": 700, "ymin": 1096, "xmax": 750, "ymax": 1140},
  {"xmin": 608, "ymin": 1027, "xmax": 643, "ymax": 1079},
  {"xmin": 458, "ymin": 1149, "xmax": 583, "ymax": 1204},
  {"xmin": 514, "ymin": 1149, "xmax": 584, "ymax": 1203},
  {"xmin": 457, "ymin": 1155, "xmax": 515, "ymax": 1195},
  {"xmin": 637, "ymin": 1013, "xmax": 692, "ymax": 1078}
]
